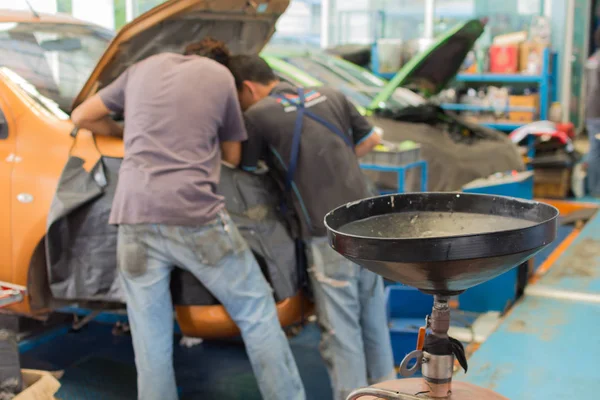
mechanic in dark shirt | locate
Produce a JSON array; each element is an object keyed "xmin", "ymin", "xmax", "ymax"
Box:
[
  {"xmin": 71, "ymin": 40, "xmax": 305, "ymax": 400},
  {"xmin": 226, "ymin": 55, "xmax": 395, "ymax": 400}
]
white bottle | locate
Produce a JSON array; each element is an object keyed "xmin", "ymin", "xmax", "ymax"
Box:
[{"xmin": 549, "ymin": 102, "xmax": 562, "ymax": 122}]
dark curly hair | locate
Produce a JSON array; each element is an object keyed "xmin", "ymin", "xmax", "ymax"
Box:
[
  {"xmin": 227, "ymin": 55, "xmax": 277, "ymax": 91},
  {"xmin": 184, "ymin": 37, "xmax": 231, "ymax": 66}
]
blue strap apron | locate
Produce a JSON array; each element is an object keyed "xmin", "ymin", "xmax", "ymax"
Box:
[
  {"xmin": 270, "ymin": 87, "xmax": 353, "ymax": 198},
  {"xmin": 269, "ymin": 87, "xmax": 354, "ymax": 316}
]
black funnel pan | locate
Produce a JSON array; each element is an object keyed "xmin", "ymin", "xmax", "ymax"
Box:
[{"xmin": 325, "ymin": 193, "xmax": 559, "ymax": 296}]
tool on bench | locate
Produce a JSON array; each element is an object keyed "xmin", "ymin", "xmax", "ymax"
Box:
[
  {"xmin": 0, "ymin": 282, "xmax": 26, "ymax": 309},
  {"xmin": 324, "ymin": 192, "xmax": 558, "ymax": 400}
]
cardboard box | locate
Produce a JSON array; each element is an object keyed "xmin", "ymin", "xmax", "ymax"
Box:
[
  {"xmin": 509, "ymin": 94, "xmax": 539, "ymax": 122},
  {"xmin": 519, "ymin": 42, "xmax": 548, "ymax": 74},
  {"xmin": 13, "ymin": 370, "xmax": 61, "ymax": 400},
  {"xmin": 489, "ymin": 45, "xmax": 519, "ymax": 74},
  {"xmin": 533, "ymin": 168, "xmax": 571, "ymax": 199}
]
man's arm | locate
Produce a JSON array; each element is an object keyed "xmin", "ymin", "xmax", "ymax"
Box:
[
  {"xmin": 354, "ymin": 129, "xmax": 381, "ymax": 158},
  {"xmin": 221, "ymin": 141, "xmax": 242, "ymax": 167},
  {"xmin": 343, "ymin": 95, "xmax": 381, "ymax": 157},
  {"xmin": 71, "ymin": 69, "xmax": 129, "ymax": 137},
  {"xmin": 71, "ymin": 95, "xmax": 123, "ymax": 137},
  {"xmin": 218, "ymin": 78, "xmax": 248, "ymax": 167},
  {"xmin": 240, "ymin": 115, "xmax": 266, "ymax": 171}
]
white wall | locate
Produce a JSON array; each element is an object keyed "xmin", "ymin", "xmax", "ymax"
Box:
[
  {"xmin": 72, "ymin": 0, "xmax": 115, "ymax": 30},
  {"xmin": 0, "ymin": 0, "xmax": 56, "ymax": 13},
  {"xmin": 332, "ymin": 0, "xmax": 372, "ymax": 45},
  {"xmin": 276, "ymin": 1, "xmax": 313, "ymax": 36}
]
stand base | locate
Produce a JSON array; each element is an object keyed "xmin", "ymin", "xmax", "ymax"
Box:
[{"xmin": 357, "ymin": 378, "xmax": 508, "ymax": 400}]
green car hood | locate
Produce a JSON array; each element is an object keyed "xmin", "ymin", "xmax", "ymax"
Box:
[
  {"xmin": 370, "ymin": 19, "xmax": 485, "ymax": 110},
  {"xmin": 262, "ymin": 55, "xmax": 321, "ymax": 87}
]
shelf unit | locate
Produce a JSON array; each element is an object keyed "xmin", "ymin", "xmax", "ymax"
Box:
[
  {"xmin": 442, "ymin": 48, "xmax": 557, "ymax": 131},
  {"xmin": 360, "ymin": 160, "xmax": 428, "ymax": 194}
]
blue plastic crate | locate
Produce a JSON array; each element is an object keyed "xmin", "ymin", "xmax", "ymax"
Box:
[
  {"xmin": 385, "ymin": 285, "xmax": 433, "ymax": 320},
  {"xmin": 457, "ymin": 268, "xmax": 518, "ymax": 313},
  {"xmin": 461, "ymin": 171, "xmax": 534, "ymax": 200}
]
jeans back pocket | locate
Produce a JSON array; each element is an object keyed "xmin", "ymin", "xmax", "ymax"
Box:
[{"xmin": 185, "ymin": 213, "xmax": 247, "ymax": 266}]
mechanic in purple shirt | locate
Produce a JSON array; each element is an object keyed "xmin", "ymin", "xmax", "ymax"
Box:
[{"xmin": 71, "ymin": 38, "xmax": 305, "ymax": 400}]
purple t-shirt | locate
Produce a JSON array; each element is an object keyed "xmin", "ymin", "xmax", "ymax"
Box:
[{"xmin": 98, "ymin": 53, "xmax": 247, "ymax": 226}]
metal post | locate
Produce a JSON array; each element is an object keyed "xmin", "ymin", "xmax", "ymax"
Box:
[
  {"xmin": 321, "ymin": 0, "xmax": 330, "ymax": 48},
  {"xmin": 397, "ymin": 166, "xmax": 405, "ymax": 194},
  {"xmin": 420, "ymin": 160, "xmax": 428, "ymax": 192},
  {"xmin": 422, "ymin": 295, "xmax": 453, "ymax": 398},
  {"xmin": 543, "ymin": 0, "xmax": 552, "ymax": 18},
  {"xmin": 539, "ymin": 48, "xmax": 550, "ymax": 121},
  {"xmin": 125, "ymin": 0, "xmax": 136, "ymax": 22},
  {"xmin": 578, "ymin": 0, "xmax": 593, "ymax": 128},
  {"xmin": 424, "ymin": 0, "xmax": 436, "ymax": 39},
  {"xmin": 561, "ymin": 0, "xmax": 575, "ymax": 123}
]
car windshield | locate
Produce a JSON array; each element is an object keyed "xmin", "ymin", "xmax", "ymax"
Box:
[
  {"xmin": 0, "ymin": 21, "xmax": 113, "ymax": 113},
  {"xmin": 274, "ymin": 71, "xmax": 304, "ymax": 87},
  {"xmin": 312, "ymin": 56, "xmax": 387, "ymax": 88},
  {"xmin": 285, "ymin": 56, "xmax": 422, "ymax": 111}
]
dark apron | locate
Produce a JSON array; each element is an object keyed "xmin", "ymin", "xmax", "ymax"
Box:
[{"xmin": 269, "ymin": 87, "xmax": 356, "ymax": 304}]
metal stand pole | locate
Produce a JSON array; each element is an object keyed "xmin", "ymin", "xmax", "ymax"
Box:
[
  {"xmin": 394, "ymin": 294, "xmax": 459, "ymax": 398},
  {"xmin": 422, "ymin": 295, "xmax": 454, "ymax": 398}
]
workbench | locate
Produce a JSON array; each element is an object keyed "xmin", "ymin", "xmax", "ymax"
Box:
[{"xmin": 458, "ymin": 198, "xmax": 600, "ymax": 399}]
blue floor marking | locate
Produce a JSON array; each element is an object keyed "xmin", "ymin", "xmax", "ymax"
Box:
[{"xmin": 459, "ymin": 297, "xmax": 600, "ymax": 399}]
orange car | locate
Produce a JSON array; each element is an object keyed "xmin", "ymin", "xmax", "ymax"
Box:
[{"xmin": 0, "ymin": 0, "xmax": 308, "ymax": 338}]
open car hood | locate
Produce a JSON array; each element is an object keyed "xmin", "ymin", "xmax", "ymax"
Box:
[
  {"xmin": 369, "ymin": 19, "xmax": 484, "ymax": 110},
  {"xmin": 73, "ymin": 0, "xmax": 289, "ymax": 108}
]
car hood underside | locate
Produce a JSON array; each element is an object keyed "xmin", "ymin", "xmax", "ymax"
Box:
[{"xmin": 74, "ymin": 0, "xmax": 289, "ymax": 108}]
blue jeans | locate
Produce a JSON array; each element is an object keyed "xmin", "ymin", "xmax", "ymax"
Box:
[
  {"xmin": 117, "ymin": 211, "xmax": 305, "ymax": 400},
  {"xmin": 307, "ymin": 237, "xmax": 396, "ymax": 400},
  {"xmin": 586, "ymin": 118, "xmax": 600, "ymax": 196}
]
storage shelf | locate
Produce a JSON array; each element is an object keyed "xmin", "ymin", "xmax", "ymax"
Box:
[
  {"xmin": 441, "ymin": 104, "xmax": 537, "ymax": 112},
  {"xmin": 455, "ymin": 74, "xmax": 544, "ymax": 83},
  {"xmin": 450, "ymin": 49, "xmax": 556, "ymax": 132}
]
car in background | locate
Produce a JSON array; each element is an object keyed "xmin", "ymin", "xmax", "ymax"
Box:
[
  {"xmin": 261, "ymin": 21, "xmax": 524, "ymax": 192},
  {"xmin": 0, "ymin": 0, "xmax": 307, "ymax": 339}
]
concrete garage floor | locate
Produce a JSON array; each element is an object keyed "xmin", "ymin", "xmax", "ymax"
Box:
[
  {"xmin": 15, "ymin": 198, "xmax": 593, "ymax": 399},
  {"xmin": 19, "ymin": 322, "xmax": 332, "ymax": 400}
]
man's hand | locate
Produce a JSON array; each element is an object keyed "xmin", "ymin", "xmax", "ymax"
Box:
[
  {"xmin": 355, "ymin": 129, "xmax": 382, "ymax": 158},
  {"xmin": 71, "ymin": 95, "xmax": 124, "ymax": 137}
]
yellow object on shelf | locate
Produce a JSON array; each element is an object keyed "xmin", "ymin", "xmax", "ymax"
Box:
[{"xmin": 509, "ymin": 94, "xmax": 539, "ymax": 122}]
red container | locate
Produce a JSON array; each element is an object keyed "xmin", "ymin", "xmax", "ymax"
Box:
[{"xmin": 489, "ymin": 44, "xmax": 519, "ymax": 73}]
